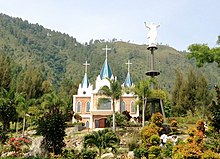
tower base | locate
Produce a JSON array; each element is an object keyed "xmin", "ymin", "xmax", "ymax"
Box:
[{"xmin": 145, "ymin": 98, "xmax": 165, "ymax": 119}]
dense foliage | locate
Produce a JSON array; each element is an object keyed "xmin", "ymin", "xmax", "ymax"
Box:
[
  {"xmin": 172, "ymin": 68, "xmax": 211, "ymax": 117},
  {"xmin": 209, "ymin": 85, "xmax": 220, "ymax": 132},
  {"xmin": 188, "ymin": 36, "xmax": 220, "ymax": 67},
  {"xmin": 37, "ymin": 107, "xmax": 67, "ymax": 155}
]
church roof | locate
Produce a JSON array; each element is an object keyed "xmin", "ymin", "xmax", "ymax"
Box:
[
  {"xmin": 124, "ymin": 72, "xmax": 133, "ymax": 87},
  {"xmin": 81, "ymin": 73, "xmax": 90, "ymax": 88},
  {"xmin": 100, "ymin": 58, "xmax": 112, "ymax": 80}
]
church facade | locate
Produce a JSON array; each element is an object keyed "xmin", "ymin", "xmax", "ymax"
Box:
[{"xmin": 72, "ymin": 45, "xmax": 139, "ymax": 129}]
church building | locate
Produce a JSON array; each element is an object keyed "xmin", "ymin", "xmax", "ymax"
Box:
[{"xmin": 72, "ymin": 45, "xmax": 139, "ymax": 129}]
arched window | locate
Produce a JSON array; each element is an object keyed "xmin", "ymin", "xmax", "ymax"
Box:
[
  {"xmin": 85, "ymin": 121, "xmax": 89, "ymax": 128},
  {"xmin": 86, "ymin": 101, "xmax": 90, "ymax": 112},
  {"xmin": 121, "ymin": 101, "xmax": 126, "ymax": 112},
  {"xmin": 77, "ymin": 101, "xmax": 82, "ymax": 113},
  {"xmin": 130, "ymin": 101, "xmax": 136, "ymax": 113}
]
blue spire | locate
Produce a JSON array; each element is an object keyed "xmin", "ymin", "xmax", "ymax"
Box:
[
  {"xmin": 124, "ymin": 60, "xmax": 133, "ymax": 87},
  {"xmin": 81, "ymin": 73, "xmax": 90, "ymax": 88},
  {"xmin": 81, "ymin": 61, "xmax": 90, "ymax": 88},
  {"xmin": 100, "ymin": 58, "xmax": 112, "ymax": 80},
  {"xmin": 124, "ymin": 72, "xmax": 133, "ymax": 87},
  {"xmin": 100, "ymin": 45, "xmax": 112, "ymax": 80}
]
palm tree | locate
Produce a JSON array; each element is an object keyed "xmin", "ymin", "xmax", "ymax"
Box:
[
  {"xmin": 134, "ymin": 79, "xmax": 151, "ymax": 127},
  {"xmin": 84, "ymin": 128, "xmax": 120, "ymax": 158},
  {"xmin": 98, "ymin": 78, "xmax": 122, "ymax": 132},
  {"xmin": 40, "ymin": 91, "xmax": 67, "ymax": 112},
  {"xmin": 15, "ymin": 93, "xmax": 35, "ymax": 136}
]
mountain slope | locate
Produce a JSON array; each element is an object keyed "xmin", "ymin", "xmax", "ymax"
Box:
[{"xmin": 0, "ymin": 13, "xmax": 219, "ymax": 93}]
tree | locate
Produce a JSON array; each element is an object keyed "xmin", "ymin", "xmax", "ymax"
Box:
[
  {"xmin": 37, "ymin": 107, "xmax": 67, "ymax": 155},
  {"xmin": 16, "ymin": 66, "xmax": 43, "ymax": 99},
  {"xmin": 15, "ymin": 67, "xmax": 44, "ymax": 135},
  {"xmin": 0, "ymin": 55, "xmax": 21, "ymax": 132},
  {"xmin": 134, "ymin": 79, "xmax": 151, "ymax": 127},
  {"xmin": 15, "ymin": 93, "xmax": 35, "ymax": 136},
  {"xmin": 195, "ymin": 73, "xmax": 212, "ymax": 117},
  {"xmin": 83, "ymin": 128, "xmax": 120, "ymax": 158},
  {"xmin": 37, "ymin": 92, "xmax": 68, "ymax": 155},
  {"xmin": 0, "ymin": 88, "xmax": 17, "ymax": 131},
  {"xmin": 98, "ymin": 78, "xmax": 122, "ymax": 132},
  {"xmin": 187, "ymin": 36, "xmax": 220, "ymax": 67},
  {"xmin": 172, "ymin": 68, "xmax": 211, "ymax": 117},
  {"xmin": 185, "ymin": 68, "xmax": 197, "ymax": 116},
  {"xmin": 187, "ymin": 44, "xmax": 214, "ymax": 67},
  {"xmin": 106, "ymin": 112, "xmax": 127, "ymax": 127},
  {"xmin": 40, "ymin": 91, "xmax": 67, "ymax": 112},
  {"xmin": 0, "ymin": 55, "xmax": 11, "ymax": 91},
  {"xmin": 171, "ymin": 69, "xmax": 188, "ymax": 116},
  {"xmin": 209, "ymin": 85, "xmax": 220, "ymax": 132}
]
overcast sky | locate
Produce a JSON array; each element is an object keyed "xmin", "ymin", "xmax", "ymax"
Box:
[{"xmin": 0, "ymin": 0, "xmax": 219, "ymax": 51}]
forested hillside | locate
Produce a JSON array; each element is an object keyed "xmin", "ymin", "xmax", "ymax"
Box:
[{"xmin": 0, "ymin": 13, "xmax": 220, "ymax": 94}]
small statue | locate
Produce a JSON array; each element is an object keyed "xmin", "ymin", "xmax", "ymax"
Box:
[{"xmin": 144, "ymin": 22, "xmax": 160, "ymax": 47}]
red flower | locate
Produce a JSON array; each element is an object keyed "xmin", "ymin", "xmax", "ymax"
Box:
[
  {"xmin": 10, "ymin": 137, "xmax": 16, "ymax": 142},
  {"xmin": 14, "ymin": 141, "xmax": 20, "ymax": 146}
]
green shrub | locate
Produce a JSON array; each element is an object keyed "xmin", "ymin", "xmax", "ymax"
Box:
[
  {"xmin": 141, "ymin": 124, "xmax": 158, "ymax": 146},
  {"xmin": 172, "ymin": 143, "xmax": 202, "ymax": 159},
  {"xmin": 162, "ymin": 141, "xmax": 173, "ymax": 158},
  {"xmin": 62, "ymin": 148, "xmax": 80, "ymax": 159},
  {"xmin": 151, "ymin": 112, "xmax": 164, "ymax": 127},
  {"xmin": 149, "ymin": 134, "xmax": 160, "ymax": 146},
  {"xmin": 81, "ymin": 148, "xmax": 97, "ymax": 159},
  {"xmin": 128, "ymin": 138, "xmax": 139, "ymax": 151},
  {"xmin": 0, "ymin": 127, "xmax": 8, "ymax": 144},
  {"xmin": 202, "ymin": 150, "xmax": 220, "ymax": 159},
  {"xmin": 203, "ymin": 131, "xmax": 220, "ymax": 153},
  {"xmin": 74, "ymin": 113, "xmax": 82, "ymax": 122},
  {"xmin": 134, "ymin": 147, "xmax": 148, "ymax": 159},
  {"xmin": 148, "ymin": 145, "xmax": 162, "ymax": 157},
  {"xmin": 106, "ymin": 112, "xmax": 128, "ymax": 128}
]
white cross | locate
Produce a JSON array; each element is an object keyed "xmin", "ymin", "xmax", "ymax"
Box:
[
  {"xmin": 83, "ymin": 61, "xmax": 90, "ymax": 73},
  {"xmin": 102, "ymin": 45, "xmax": 111, "ymax": 59},
  {"xmin": 125, "ymin": 60, "xmax": 132, "ymax": 72}
]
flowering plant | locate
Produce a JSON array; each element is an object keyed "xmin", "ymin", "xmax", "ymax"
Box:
[{"xmin": 7, "ymin": 137, "xmax": 32, "ymax": 154}]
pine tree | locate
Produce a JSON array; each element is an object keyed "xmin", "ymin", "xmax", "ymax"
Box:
[
  {"xmin": 185, "ymin": 67, "xmax": 197, "ymax": 116},
  {"xmin": 172, "ymin": 68, "xmax": 211, "ymax": 117},
  {"xmin": 171, "ymin": 69, "xmax": 187, "ymax": 116}
]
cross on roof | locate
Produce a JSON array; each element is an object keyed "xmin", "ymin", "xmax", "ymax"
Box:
[
  {"xmin": 125, "ymin": 60, "xmax": 132, "ymax": 72},
  {"xmin": 102, "ymin": 45, "xmax": 111, "ymax": 60},
  {"xmin": 83, "ymin": 61, "xmax": 90, "ymax": 73}
]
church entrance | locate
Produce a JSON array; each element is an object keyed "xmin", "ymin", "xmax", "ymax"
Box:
[{"xmin": 94, "ymin": 118, "xmax": 106, "ymax": 128}]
